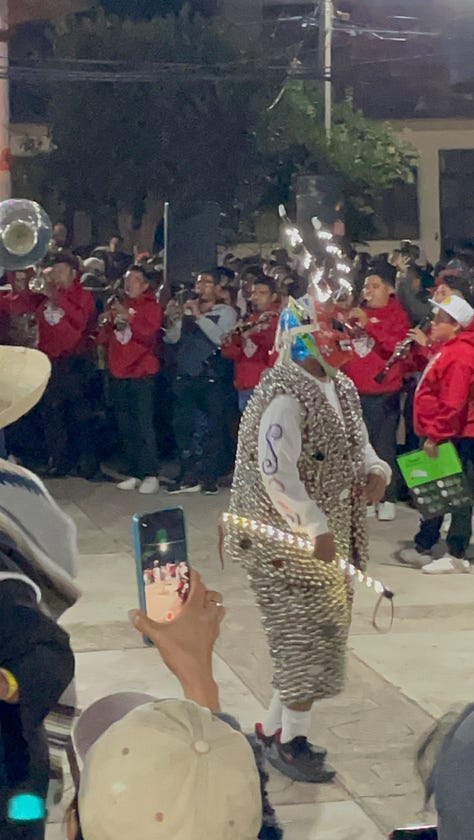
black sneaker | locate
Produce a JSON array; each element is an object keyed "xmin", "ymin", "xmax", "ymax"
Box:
[
  {"xmin": 267, "ymin": 735, "xmax": 334, "ymax": 783},
  {"xmin": 217, "ymin": 471, "xmax": 234, "ymax": 488},
  {"xmin": 201, "ymin": 482, "xmax": 218, "ymax": 495},
  {"xmin": 166, "ymin": 481, "xmax": 201, "ymax": 494}
]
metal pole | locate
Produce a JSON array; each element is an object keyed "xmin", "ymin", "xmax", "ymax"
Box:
[
  {"xmin": 0, "ymin": 0, "xmax": 10, "ymax": 199},
  {"xmin": 163, "ymin": 200, "xmax": 169, "ymax": 286},
  {"xmin": 323, "ymin": 0, "xmax": 333, "ymax": 140}
]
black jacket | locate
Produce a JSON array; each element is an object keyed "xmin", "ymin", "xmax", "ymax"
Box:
[{"xmin": 0, "ymin": 573, "xmax": 75, "ymax": 839}]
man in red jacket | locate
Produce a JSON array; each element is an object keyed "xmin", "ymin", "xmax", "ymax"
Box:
[
  {"xmin": 221, "ymin": 277, "xmax": 280, "ymax": 412},
  {"xmin": 343, "ymin": 262, "xmax": 411, "ymax": 521},
  {"xmin": 4, "ymin": 252, "xmax": 100, "ymax": 478},
  {"xmin": 99, "ymin": 265, "xmax": 163, "ymax": 494},
  {"xmin": 400, "ymin": 295, "xmax": 474, "ymax": 574}
]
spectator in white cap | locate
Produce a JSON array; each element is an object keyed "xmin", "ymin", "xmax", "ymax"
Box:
[
  {"xmin": 398, "ymin": 294, "xmax": 474, "ymax": 574},
  {"xmin": 66, "ymin": 570, "xmax": 283, "ymax": 840},
  {"xmin": 413, "ymin": 703, "xmax": 474, "ymax": 839}
]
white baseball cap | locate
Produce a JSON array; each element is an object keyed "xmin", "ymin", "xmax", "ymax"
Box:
[
  {"xmin": 75, "ymin": 694, "xmax": 263, "ymax": 840},
  {"xmin": 0, "ymin": 345, "xmax": 51, "ymax": 427},
  {"xmin": 429, "ymin": 295, "xmax": 474, "ymax": 328}
]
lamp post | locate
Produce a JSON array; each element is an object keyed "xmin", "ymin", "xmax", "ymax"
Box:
[
  {"xmin": 0, "ymin": 0, "xmax": 10, "ymax": 200},
  {"xmin": 321, "ymin": 0, "xmax": 333, "ymax": 140}
]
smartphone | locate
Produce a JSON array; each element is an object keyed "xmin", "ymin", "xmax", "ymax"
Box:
[
  {"xmin": 133, "ymin": 507, "xmax": 190, "ymax": 637},
  {"xmin": 390, "ymin": 828, "xmax": 437, "ymax": 840}
]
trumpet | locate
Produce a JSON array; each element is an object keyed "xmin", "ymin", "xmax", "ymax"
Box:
[
  {"xmin": 98, "ymin": 292, "xmax": 128, "ymax": 328},
  {"xmin": 28, "ymin": 269, "xmax": 51, "ymax": 294}
]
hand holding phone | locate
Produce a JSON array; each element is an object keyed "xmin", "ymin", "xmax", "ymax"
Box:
[{"xmin": 129, "ymin": 569, "xmax": 224, "ymax": 710}]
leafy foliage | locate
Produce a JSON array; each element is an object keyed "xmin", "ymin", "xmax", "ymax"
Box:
[
  {"xmin": 99, "ymin": 0, "xmax": 217, "ymax": 19},
  {"xmin": 12, "ymin": 13, "xmax": 417, "ymax": 242},
  {"xmin": 14, "ymin": 8, "xmax": 264, "ymax": 231},
  {"xmin": 260, "ymin": 79, "xmax": 418, "ymax": 237}
]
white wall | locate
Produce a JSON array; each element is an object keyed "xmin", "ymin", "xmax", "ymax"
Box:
[{"xmin": 371, "ymin": 118, "xmax": 474, "ymax": 264}]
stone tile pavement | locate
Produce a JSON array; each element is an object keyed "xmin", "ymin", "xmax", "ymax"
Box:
[{"xmin": 44, "ymin": 476, "xmax": 474, "ymax": 838}]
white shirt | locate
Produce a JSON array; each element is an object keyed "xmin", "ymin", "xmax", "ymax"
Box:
[{"xmin": 257, "ymin": 373, "xmax": 391, "ymax": 540}]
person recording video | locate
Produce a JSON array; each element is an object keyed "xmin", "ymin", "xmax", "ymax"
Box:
[
  {"xmin": 0, "ymin": 346, "xmax": 79, "ymax": 840},
  {"xmin": 65, "ymin": 570, "xmax": 283, "ymax": 840}
]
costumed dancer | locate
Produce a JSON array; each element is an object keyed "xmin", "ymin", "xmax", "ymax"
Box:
[
  {"xmin": 225, "ymin": 295, "xmax": 391, "ymax": 783},
  {"xmin": 0, "ymin": 346, "xmax": 80, "ymax": 839}
]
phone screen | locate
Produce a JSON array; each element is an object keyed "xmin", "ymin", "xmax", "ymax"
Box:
[
  {"xmin": 133, "ymin": 507, "xmax": 190, "ymax": 624},
  {"xmin": 390, "ymin": 828, "xmax": 437, "ymax": 840}
]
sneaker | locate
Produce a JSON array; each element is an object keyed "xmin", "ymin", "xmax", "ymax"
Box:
[
  {"xmin": 117, "ymin": 477, "xmax": 139, "ymax": 491},
  {"xmin": 138, "ymin": 476, "xmax": 160, "ymax": 495},
  {"xmin": 267, "ymin": 735, "xmax": 334, "ymax": 784},
  {"xmin": 201, "ymin": 483, "xmax": 218, "ymax": 495},
  {"xmin": 254, "ymin": 722, "xmax": 281, "ymax": 749},
  {"xmin": 377, "ymin": 501, "xmax": 396, "ymax": 521},
  {"xmin": 218, "ymin": 471, "xmax": 234, "ymax": 488},
  {"xmin": 166, "ymin": 481, "xmax": 201, "ymax": 494},
  {"xmin": 366, "ymin": 504, "xmax": 377, "ymax": 518},
  {"xmin": 398, "ymin": 547, "xmax": 432, "ymax": 568},
  {"xmin": 422, "ymin": 554, "xmax": 470, "ymax": 575}
]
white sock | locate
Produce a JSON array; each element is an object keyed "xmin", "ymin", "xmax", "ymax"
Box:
[
  {"xmin": 281, "ymin": 706, "xmax": 311, "ymax": 744},
  {"xmin": 262, "ymin": 690, "xmax": 283, "ymax": 736}
]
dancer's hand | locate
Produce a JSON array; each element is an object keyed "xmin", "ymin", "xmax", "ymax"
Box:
[
  {"xmin": 129, "ymin": 570, "xmax": 224, "ymax": 711},
  {"xmin": 314, "ymin": 532, "xmax": 336, "ymax": 564},
  {"xmin": 364, "ymin": 472, "xmax": 386, "ymax": 504}
]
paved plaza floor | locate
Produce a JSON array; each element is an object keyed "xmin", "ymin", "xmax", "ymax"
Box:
[{"xmin": 44, "ymin": 476, "xmax": 474, "ymax": 839}]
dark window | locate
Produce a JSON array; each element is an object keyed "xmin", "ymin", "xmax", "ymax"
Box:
[
  {"xmin": 370, "ymin": 175, "xmax": 419, "ymax": 241},
  {"xmin": 440, "ymin": 149, "xmax": 474, "ymax": 251}
]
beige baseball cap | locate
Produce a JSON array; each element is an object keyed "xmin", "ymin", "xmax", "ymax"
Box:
[
  {"xmin": 76, "ymin": 695, "xmax": 263, "ymax": 840},
  {"xmin": 0, "ymin": 345, "xmax": 51, "ymax": 427},
  {"xmin": 430, "ymin": 295, "xmax": 474, "ymax": 328}
]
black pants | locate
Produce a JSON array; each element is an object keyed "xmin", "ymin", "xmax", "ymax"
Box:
[
  {"xmin": 415, "ymin": 438, "xmax": 474, "ymax": 558},
  {"xmin": 360, "ymin": 391, "xmax": 401, "ymax": 503},
  {"xmin": 110, "ymin": 376, "xmax": 159, "ymax": 479},
  {"xmin": 172, "ymin": 375, "xmax": 227, "ymax": 483},
  {"xmin": 38, "ymin": 356, "xmax": 99, "ymax": 477}
]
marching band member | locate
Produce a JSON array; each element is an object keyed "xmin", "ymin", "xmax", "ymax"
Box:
[{"xmin": 221, "ymin": 276, "xmax": 281, "ymax": 412}]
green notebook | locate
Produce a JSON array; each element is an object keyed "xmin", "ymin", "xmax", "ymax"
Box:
[{"xmin": 397, "ymin": 442, "xmax": 463, "ymax": 488}]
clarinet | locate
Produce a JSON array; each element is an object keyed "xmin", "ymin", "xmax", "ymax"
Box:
[{"xmin": 374, "ymin": 312, "xmax": 433, "ymax": 384}]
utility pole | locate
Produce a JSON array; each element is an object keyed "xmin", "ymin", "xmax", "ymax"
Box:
[
  {"xmin": 0, "ymin": 0, "xmax": 10, "ymax": 199},
  {"xmin": 319, "ymin": 0, "xmax": 333, "ymax": 140}
]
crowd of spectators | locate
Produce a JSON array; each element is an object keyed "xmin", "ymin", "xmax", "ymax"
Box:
[
  {"xmin": 1, "ymin": 222, "xmax": 474, "ymax": 840},
  {"xmin": 0, "ymin": 223, "xmax": 473, "ymax": 518}
]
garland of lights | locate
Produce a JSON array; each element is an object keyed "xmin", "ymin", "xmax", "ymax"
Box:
[
  {"xmin": 222, "ymin": 511, "xmax": 394, "ymax": 602},
  {"xmin": 278, "ymin": 204, "xmax": 353, "ymax": 305}
]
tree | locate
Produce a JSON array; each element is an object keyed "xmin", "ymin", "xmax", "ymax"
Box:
[
  {"xmin": 99, "ymin": 0, "xmax": 217, "ymax": 19},
  {"xmin": 12, "ymin": 9, "xmax": 417, "ymax": 246},
  {"xmin": 13, "ymin": 8, "xmax": 265, "ymax": 246},
  {"xmin": 258, "ymin": 80, "xmax": 418, "ymax": 239}
]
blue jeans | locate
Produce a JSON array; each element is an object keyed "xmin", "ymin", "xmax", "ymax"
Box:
[
  {"xmin": 238, "ymin": 388, "xmax": 254, "ymax": 413},
  {"xmin": 0, "ymin": 429, "xmax": 6, "ymax": 459}
]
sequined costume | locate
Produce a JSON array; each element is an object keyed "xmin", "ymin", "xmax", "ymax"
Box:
[{"xmin": 226, "ymin": 361, "xmax": 374, "ymax": 706}]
